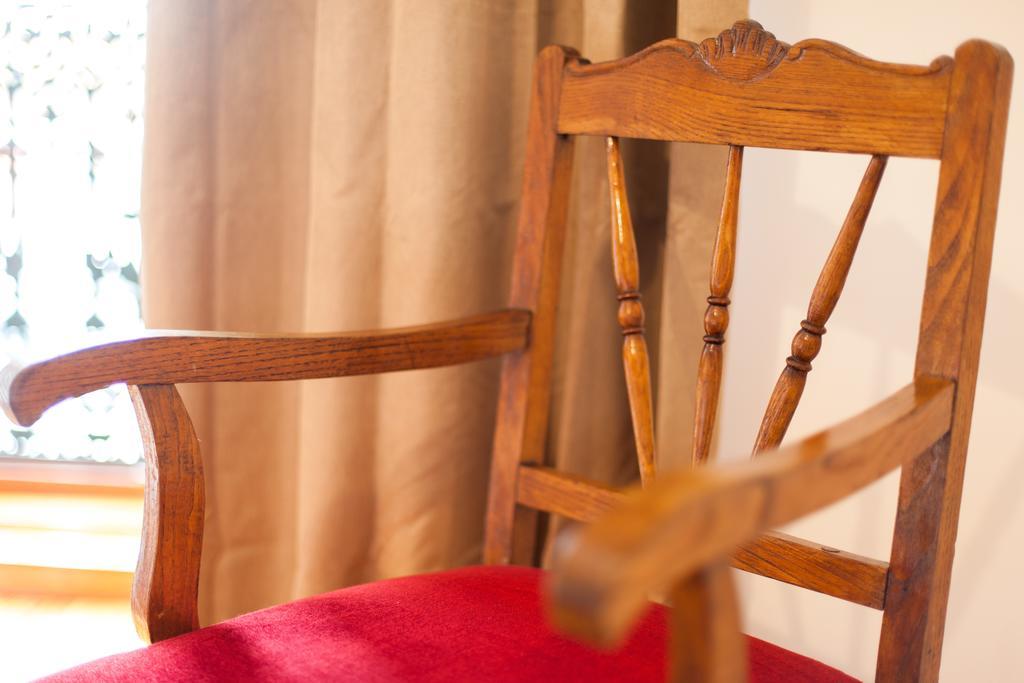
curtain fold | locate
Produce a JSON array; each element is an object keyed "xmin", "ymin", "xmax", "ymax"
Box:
[{"xmin": 142, "ymin": 0, "xmax": 746, "ymax": 624}]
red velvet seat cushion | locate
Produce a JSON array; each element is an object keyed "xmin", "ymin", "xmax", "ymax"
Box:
[{"xmin": 43, "ymin": 565, "xmax": 857, "ymax": 682}]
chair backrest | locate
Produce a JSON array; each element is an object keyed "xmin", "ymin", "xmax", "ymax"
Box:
[{"xmin": 483, "ymin": 19, "xmax": 1012, "ymax": 681}]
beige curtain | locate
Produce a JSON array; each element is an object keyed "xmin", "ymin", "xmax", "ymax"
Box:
[{"xmin": 142, "ymin": 0, "xmax": 746, "ymax": 624}]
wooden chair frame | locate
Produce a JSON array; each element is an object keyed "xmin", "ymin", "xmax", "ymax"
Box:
[
  {"xmin": 540, "ymin": 21, "xmax": 1012, "ymax": 682},
  {"xmin": 0, "ymin": 20, "xmax": 1011, "ymax": 682}
]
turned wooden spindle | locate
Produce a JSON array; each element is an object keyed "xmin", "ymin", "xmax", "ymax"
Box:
[
  {"xmin": 607, "ymin": 136, "xmax": 656, "ymax": 486},
  {"xmin": 691, "ymin": 145, "xmax": 743, "ymax": 466},
  {"xmin": 752, "ymin": 154, "xmax": 888, "ymax": 455}
]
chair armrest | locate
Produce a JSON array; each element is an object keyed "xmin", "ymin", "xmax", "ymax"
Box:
[
  {"xmin": 547, "ymin": 375, "xmax": 954, "ymax": 646},
  {"xmin": 0, "ymin": 309, "xmax": 530, "ymax": 426},
  {"xmin": 0, "ymin": 308, "xmax": 528, "ymax": 643}
]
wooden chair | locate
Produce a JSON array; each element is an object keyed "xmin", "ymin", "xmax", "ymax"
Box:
[{"xmin": 3, "ymin": 19, "xmax": 1011, "ymax": 683}]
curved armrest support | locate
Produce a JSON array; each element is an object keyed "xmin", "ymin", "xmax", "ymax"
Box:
[
  {"xmin": 1, "ymin": 308, "xmax": 528, "ymax": 643},
  {"xmin": 129, "ymin": 384, "xmax": 204, "ymax": 643},
  {"xmin": 547, "ymin": 375, "xmax": 954, "ymax": 646},
  {"xmin": 0, "ymin": 309, "xmax": 530, "ymax": 426}
]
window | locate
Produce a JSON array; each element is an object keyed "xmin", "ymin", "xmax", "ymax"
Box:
[{"xmin": 1, "ymin": 1, "xmax": 147, "ymax": 465}]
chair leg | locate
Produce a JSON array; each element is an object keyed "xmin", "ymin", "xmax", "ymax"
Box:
[{"xmin": 670, "ymin": 562, "xmax": 747, "ymax": 683}]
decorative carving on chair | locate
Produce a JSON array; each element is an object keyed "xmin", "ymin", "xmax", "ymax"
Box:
[{"xmin": 695, "ymin": 20, "xmax": 791, "ymax": 81}]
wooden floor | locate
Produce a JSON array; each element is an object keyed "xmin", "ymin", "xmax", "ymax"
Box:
[
  {"xmin": 0, "ymin": 482, "xmax": 145, "ymax": 681},
  {"xmin": 0, "ymin": 595, "xmax": 142, "ymax": 682}
]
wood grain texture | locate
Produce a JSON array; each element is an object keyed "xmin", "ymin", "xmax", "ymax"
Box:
[
  {"xmin": 517, "ymin": 464, "xmax": 889, "ymax": 609},
  {"xmin": 878, "ymin": 436, "xmax": 949, "ymax": 679},
  {"xmin": 13, "ymin": 21, "xmax": 1008, "ymax": 681},
  {"xmin": 669, "ymin": 563, "xmax": 746, "ymax": 683},
  {"xmin": 484, "ymin": 46, "xmax": 578, "ymax": 565},
  {"xmin": 558, "ymin": 20, "xmax": 952, "ymax": 158},
  {"xmin": 0, "ymin": 309, "xmax": 529, "ymax": 427},
  {"xmin": 731, "ymin": 529, "xmax": 888, "ymax": 610},
  {"xmin": 879, "ymin": 40, "xmax": 1013, "ymax": 682},
  {"xmin": 607, "ymin": 136, "xmax": 656, "ymax": 485},
  {"xmin": 128, "ymin": 385, "xmax": 203, "ymax": 644},
  {"xmin": 692, "ymin": 145, "xmax": 742, "ymax": 465},
  {"xmin": 517, "ymin": 465, "xmax": 624, "ymax": 523},
  {"xmin": 547, "ymin": 377, "xmax": 952, "ymax": 644},
  {"xmin": 752, "ymin": 154, "xmax": 887, "ymax": 454}
]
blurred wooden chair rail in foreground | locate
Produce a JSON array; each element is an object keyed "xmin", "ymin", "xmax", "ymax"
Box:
[{"xmin": 1, "ymin": 19, "xmax": 1011, "ymax": 683}]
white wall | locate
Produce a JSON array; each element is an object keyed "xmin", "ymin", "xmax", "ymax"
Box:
[{"xmin": 726, "ymin": 2, "xmax": 1024, "ymax": 679}]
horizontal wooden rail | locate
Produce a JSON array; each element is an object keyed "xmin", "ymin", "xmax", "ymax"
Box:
[
  {"xmin": 517, "ymin": 464, "xmax": 888, "ymax": 609},
  {"xmin": 517, "ymin": 465, "xmax": 622, "ymax": 522},
  {"xmin": 558, "ymin": 23, "xmax": 952, "ymax": 158},
  {"xmin": 1, "ymin": 309, "xmax": 530, "ymax": 426},
  {"xmin": 732, "ymin": 530, "xmax": 888, "ymax": 609},
  {"xmin": 546, "ymin": 376, "xmax": 954, "ymax": 644}
]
